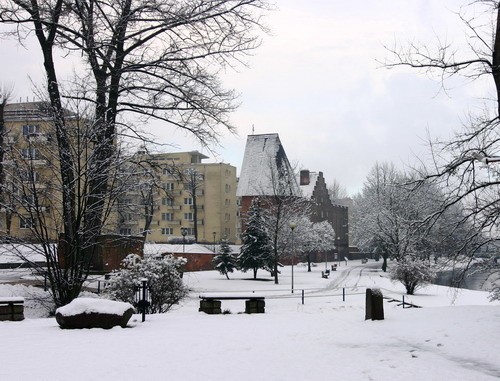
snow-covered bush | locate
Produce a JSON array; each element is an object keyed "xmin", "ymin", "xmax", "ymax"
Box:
[
  {"xmin": 104, "ymin": 254, "xmax": 188, "ymax": 313},
  {"xmin": 390, "ymin": 257, "xmax": 436, "ymax": 295}
]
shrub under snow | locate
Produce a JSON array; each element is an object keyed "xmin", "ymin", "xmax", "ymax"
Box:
[
  {"xmin": 390, "ymin": 257, "xmax": 436, "ymax": 295},
  {"xmin": 104, "ymin": 254, "xmax": 188, "ymax": 313}
]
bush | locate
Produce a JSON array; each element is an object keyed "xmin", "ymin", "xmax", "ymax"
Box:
[
  {"xmin": 104, "ymin": 254, "xmax": 189, "ymax": 313},
  {"xmin": 390, "ymin": 257, "xmax": 436, "ymax": 295}
]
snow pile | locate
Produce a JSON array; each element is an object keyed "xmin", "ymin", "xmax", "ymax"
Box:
[{"xmin": 55, "ymin": 298, "xmax": 134, "ymax": 317}]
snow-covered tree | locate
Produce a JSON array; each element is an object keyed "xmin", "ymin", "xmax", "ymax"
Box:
[
  {"xmin": 352, "ymin": 163, "xmax": 473, "ymax": 272},
  {"xmin": 390, "ymin": 257, "xmax": 436, "ymax": 295},
  {"xmin": 239, "ymin": 198, "xmax": 273, "ymax": 279},
  {"xmin": 213, "ymin": 238, "xmax": 238, "ymax": 279},
  {"xmin": 104, "ymin": 254, "xmax": 188, "ymax": 313},
  {"xmin": 290, "ymin": 218, "xmax": 335, "ymax": 271}
]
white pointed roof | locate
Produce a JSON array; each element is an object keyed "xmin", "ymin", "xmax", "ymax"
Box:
[{"xmin": 237, "ymin": 133, "xmax": 301, "ymax": 197}]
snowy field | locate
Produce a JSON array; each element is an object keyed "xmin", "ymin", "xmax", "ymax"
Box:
[{"xmin": 0, "ymin": 260, "xmax": 499, "ymax": 381}]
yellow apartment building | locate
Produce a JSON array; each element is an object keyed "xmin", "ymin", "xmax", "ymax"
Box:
[
  {"xmin": 116, "ymin": 151, "xmax": 239, "ymax": 245},
  {"xmin": 0, "ymin": 102, "xmax": 69, "ymax": 242}
]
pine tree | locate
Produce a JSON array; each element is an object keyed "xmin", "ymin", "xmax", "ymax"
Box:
[
  {"xmin": 239, "ymin": 198, "xmax": 273, "ymax": 279},
  {"xmin": 212, "ymin": 238, "xmax": 238, "ymax": 280}
]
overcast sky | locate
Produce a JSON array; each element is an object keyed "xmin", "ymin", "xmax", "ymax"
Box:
[{"xmin": 1, "ymin": 1, "xmax": 495, "ymax": 195}]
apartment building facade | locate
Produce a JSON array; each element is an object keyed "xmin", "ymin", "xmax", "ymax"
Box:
[
  {"xmin": 116, "ymin": 151, "xmax": 239, "ymax": 245},
  {"xmin": 0, "ymin": 102, "xmax": 68, "ymax": 241}
]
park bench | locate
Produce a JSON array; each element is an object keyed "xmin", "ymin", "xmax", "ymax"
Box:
[
  {"xmin": 0, "ymin": 297, "xmax": 25, "ymax": 321},
  {"xmin": 199, "ymin": 295, "xmax": 265, "ymax": 314},
  {"xmin": 331, "ymin": 264, "xmax": 337, "ymax": 271},
  {"xmin": 321, "ymin": 269, "xmax": 330, "ymax": 279},
  {"xmin": 361, "ymin": 259, "xmax": 368, "ymax": 264}
]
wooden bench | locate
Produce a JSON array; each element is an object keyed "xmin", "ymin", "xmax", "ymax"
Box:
[
  {"xmin": 0, "ymin": 297, "xmax": 25, "ymax": 321},
  {"xmin": 322, "ymin": 269, "xmax": 330, "ymax": 279},
  {"xmin": 331, "ymin": 264, "xmax": 337, "ymax": 271},
  {"xmin": 199, "ymin": 295, "xmax": 265, "ymax": 314}
]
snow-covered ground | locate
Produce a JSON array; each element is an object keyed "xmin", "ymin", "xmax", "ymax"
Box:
[{"xmin": 0, "ymin": 260, "xmax": 499, "ymax": 381}]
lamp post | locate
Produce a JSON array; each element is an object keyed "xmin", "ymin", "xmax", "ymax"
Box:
[
  {"xmin": 213, "ymin": 231, "xmax": 216, "ymax": 252},
  {"xmin": 324, "ymin": 234, "xmax": 328, "ymax": 272},
  {"xmin": 337, "ymin": 236, "xmax": 341, "ymax": 266},
  {"xmin": 290, "ymin": 222, "xmax": 297, "ymax": 294},
  {"xmin": 181, "ymin": 227, "xmax": 187, "ymax": 253}
]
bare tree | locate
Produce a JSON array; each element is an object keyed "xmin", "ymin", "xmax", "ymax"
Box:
[
  {"xmin": 183, "ymin": 168, "xmax": 204, "ymax": 242},
  {"xmin": 384, "ymin": 1, "xmax": 500, "ymax": 293},
  {"xmin": 257, "ymin": 157, "xmax": 311, "ymax": 284},
  {"xmin": 328, "ymin": 178, "xmax": 349, "ymax": 203},
  {"xmin": 0, "ymin": 0, "xmax": 269, "ymax": 306}
]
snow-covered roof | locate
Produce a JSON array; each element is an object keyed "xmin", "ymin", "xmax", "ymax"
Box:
[
  {"xmin": 144, "ymin": 243, "xmax": 215, "ymax": 256},
  {"xmin": 236, "ymin": 134, "xmax": 301, "ymax": 197}
]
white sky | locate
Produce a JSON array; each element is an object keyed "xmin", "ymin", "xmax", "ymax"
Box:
[{"xmin": 1, "ymin": 0, "xmax": 496, "ymax": 194}]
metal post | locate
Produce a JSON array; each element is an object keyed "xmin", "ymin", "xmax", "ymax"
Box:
[
  {"xmin": 343, "ymin": 287, "xmax": 345, "ymax": 302},
  {"xmin": 302, "ymin": 289, "xmax": 305, "ymax": 305},
  {"xmin": 181, "ymin": 227, "xmax": 187, "ymax": 253},
  {"xmin": 290, "ymin": 222, "xmax": 297, "ymax": 294},
  {"xmin": 141, "ymin": 279, "xmax": 147, "ymax": 322},
  {"xmin": 337, "ymin": 236, "xmax": 341, "ymax": 266}
]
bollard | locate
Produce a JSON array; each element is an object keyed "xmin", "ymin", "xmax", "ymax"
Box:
[
  {"xmin": 301, "ymin": 289, "xmax": 304, "ymax": 305},
  {"xmin": 365, "ymin": 288, "xmax": 384, "ymax": 320},
  {"xmin": 343, "ymin": 287, "xmax": 345, "ymax": 302}
]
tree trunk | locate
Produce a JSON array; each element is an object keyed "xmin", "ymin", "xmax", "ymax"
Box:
[{"xmin": 493, "ymin": 7, "xmax": 500, "ymax": 116}]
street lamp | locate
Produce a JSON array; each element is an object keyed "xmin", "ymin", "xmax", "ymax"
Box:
[
  {"xmin": 290, "ymin": 222, "xmax": 297, "ymax": 294},
  {"xmin": 213, "ymin": 231, "xmax": 216, "ymax": 252},
  {"xmin": 181, "ymin": 227, "xmax": 187, "ymax": 253},
  {"xmin": 337, "ymin": 236, "xmax": 341, "ymax": 266},
  {"xmin": 324, "ymin": 234, "xmax": 328, "ymax": 272}
]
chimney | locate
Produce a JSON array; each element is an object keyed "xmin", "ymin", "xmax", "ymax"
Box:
[{"xmin": 300, "ymin": 170, "xmax": 310, "ymax": 186}]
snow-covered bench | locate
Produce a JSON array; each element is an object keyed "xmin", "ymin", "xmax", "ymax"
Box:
[
  {"xmin": 199, "ymin": 294, "xmax": 265, "ymax": 314},
  {"xmin": 0, "ymin": 297, "xmax": 25, "ymax": 321},
  {"xmin": 322, "ymin": 270, "xmax": 330, "ymax": 279}
]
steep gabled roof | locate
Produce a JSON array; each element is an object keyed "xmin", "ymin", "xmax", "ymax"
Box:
[{"xmin": 237, "ymin": 133, "xmax": 300, "ymax": 197}]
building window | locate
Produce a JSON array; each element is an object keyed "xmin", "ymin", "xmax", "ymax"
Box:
[
  {"xmin": 165, "ymin": 183, "xmax": 175, "ymax": 191},
  {"xmin": 22, "ymin": 124, "xmax": 40, "ymax": 136},
  {"xmin": 120, "ymin": 213, "xmax": 133, "ymax": 222},
  {"xmin": 184, "ymin": 212, "xmax": 193, "ymax": 221},
  {"xmin": 161, "ymin": 228, "xmax": 173, "ymax": 235},
  {"xmin": 161, "ymin": 213, "xmax": 174, "ymax": 221},
  {"xmin": 20, "ymin": 217, "xmax": 34, "ymax": 229},
  {"xmin": 225, "ymin": 184, "xmax": 231, "ymax": 193},
  {"xmin": 22, "ymin": 194, "xmax": 35, "ymax": 206},
  {"xmin": 21, "ymin": 170, "xmax": 40, "ymax": 182},
  {"xmin": 163, "ymin": 167, "xmax": 175, "ymax": 176},
  {"xmin": 225, "ymin": 213, "xmax": 231, "ymax": 221},
  {"xmin": 119, "ymin": 228, "xmax": 132, "ymax": 236},
  {"xmin": 183, "ymin": 227, "xmax": 195, "ymax": 235},
  {"xmin": 22, "ymin": 148, "xmax": 39, "ymax": 160},
  {"xmin": 162, "ymin": 197, "xmax": 174, "ymax": 206},
  {"xmin": 225, "ymin": 199, "xmax": 230, "ymax": 206},
  {"xmin": 184, "ymin": 198, "xmax": 193, "ymax": 205}
]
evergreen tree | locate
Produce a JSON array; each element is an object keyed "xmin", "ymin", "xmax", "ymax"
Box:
[
  {"xmin": 212, "ymin": 238, "xmax": 238, "ymax": 280},
  {"xmin": 239, "ymin": 198, "xmax": 273, "ymax": 279}
]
